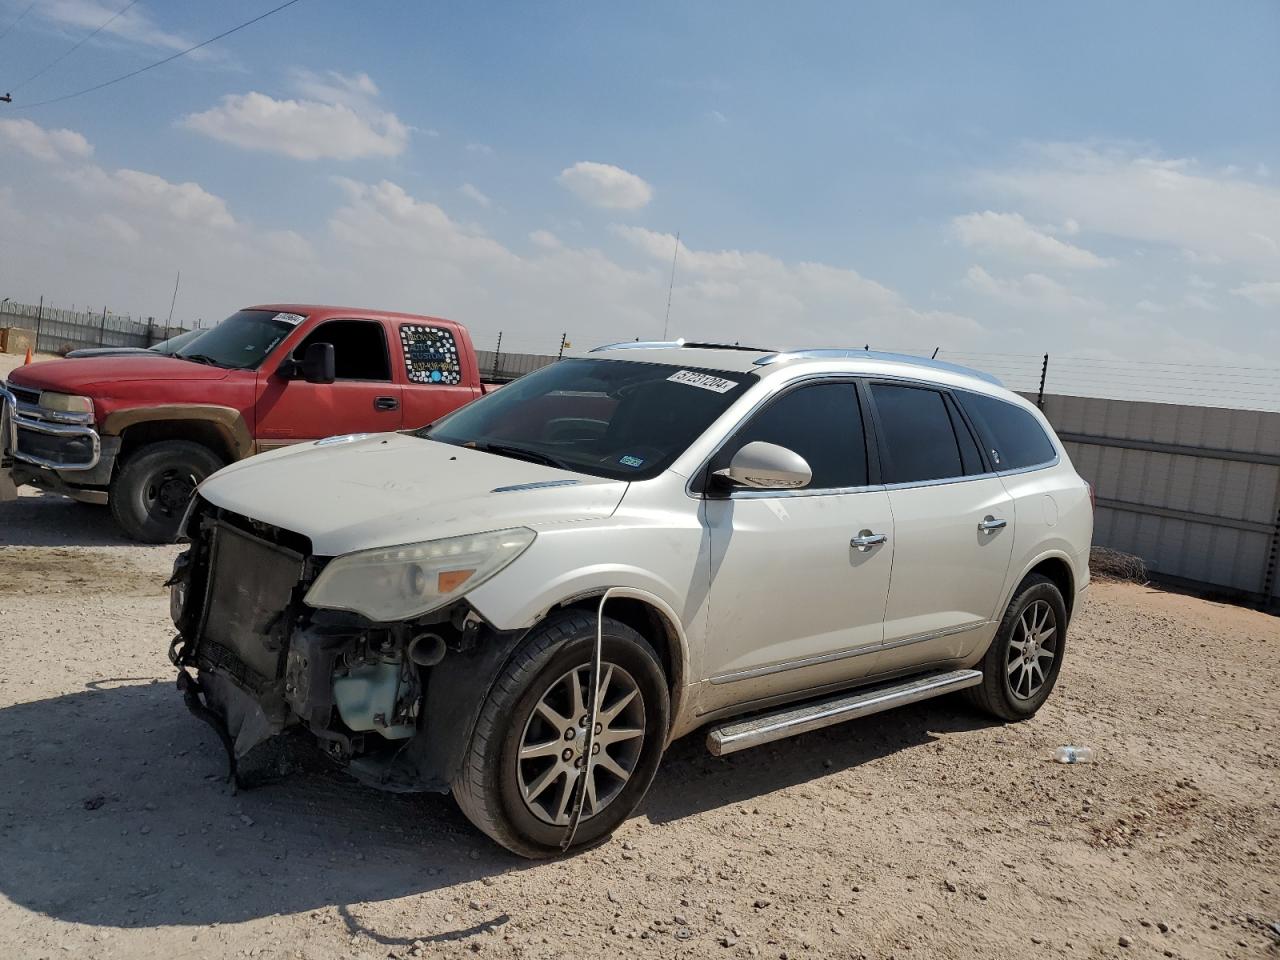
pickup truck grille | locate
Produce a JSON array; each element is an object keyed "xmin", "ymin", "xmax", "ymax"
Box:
[{"xmin": 5, "ymin": 383, "xmax": 40, "ymax": 406}]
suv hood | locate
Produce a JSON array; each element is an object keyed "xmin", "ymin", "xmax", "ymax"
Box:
[
  {"xmin": 198, "ymin": 432, "xmax": 628, "ymax": 556},
  {"xmin": 7, "ymin": 356, "xmax": 230, "ymax": 393}
]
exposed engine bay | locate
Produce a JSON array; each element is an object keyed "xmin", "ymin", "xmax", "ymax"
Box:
[{"xmin": 167, "ymin": 497, "xmax": 525, "ymax": 792}]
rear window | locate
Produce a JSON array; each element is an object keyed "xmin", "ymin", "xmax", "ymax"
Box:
[
  {"xmin": 957, "ymin": 391, "xmax": 1057, "ymax": 471},
  {"xmin": 871, "ymin": 384, "xmax": 966, "ymax": 484}
]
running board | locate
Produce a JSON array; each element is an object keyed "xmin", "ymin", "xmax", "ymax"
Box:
[{"xmin": 706, "ymin": 669, "xmax": 983, "ymax": 756}]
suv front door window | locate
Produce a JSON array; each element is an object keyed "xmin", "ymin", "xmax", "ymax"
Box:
[{"xmin": 700, "ymin": 381, "xmax": 894, "ymax": 711}]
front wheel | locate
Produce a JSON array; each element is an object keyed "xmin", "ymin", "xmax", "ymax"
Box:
[
  {"xmin": 451, "ymin": 611, "xmax": 670, "ymax": 858},
  {"xmin": 966, "ymin": 573, "xmax": 1068, "ymax": 721},
  {"xmin": 109, "ymin": 440, "xmax": 223, "ymax": 543}
]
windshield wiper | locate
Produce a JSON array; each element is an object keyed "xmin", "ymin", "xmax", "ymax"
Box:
[
  {"xmin": 178, "ymin": 353, "xmax": 225, "ymax": 367},
  {"xmin": 473, "ymin": 442, "xmax": 569, "ymax": 469}
]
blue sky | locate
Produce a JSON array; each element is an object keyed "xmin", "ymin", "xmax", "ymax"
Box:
[{"xmin": 1, "ymin": 0, "xmax": 1278, "ymax": 388}]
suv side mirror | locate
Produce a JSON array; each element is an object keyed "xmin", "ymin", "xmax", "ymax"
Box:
[
  {"xmin": 711, "ymin": 441, "xmax": 812, "ymax": 491},
  {"xmin": 293, "ymin": 342, "xmax": 335, "ymax": 384}
]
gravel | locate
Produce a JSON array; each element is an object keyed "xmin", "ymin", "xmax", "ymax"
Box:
[{"xmin": 1, "ymin": 488, "xmax": 1277, "ymax": 959}]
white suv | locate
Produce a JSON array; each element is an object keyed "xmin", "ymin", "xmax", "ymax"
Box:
[{"xmin": 168, "ymin": 343, "xmax": 1093, "ymax": 857}]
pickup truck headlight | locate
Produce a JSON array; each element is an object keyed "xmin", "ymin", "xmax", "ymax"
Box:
[
  {"xmin": 304, "ymin": 527, "xmax": 536, "ymax": 622},
  {"xmin": 39, "ymin": 391, "xmax": 94, "ymax": 416}
]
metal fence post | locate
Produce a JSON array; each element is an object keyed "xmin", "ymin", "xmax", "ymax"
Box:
[
  {"xmin": 1037, "ymin": 353, "xmax": 1049, "ymax": 408},
  {"xmin": 35, "ymin": 295, "xmax": 43, "ymax": 353},
  {"xmin": 494, "ymin": 331, "xmax": 503, "ymax": 379},
  {"xmin": 558, "ymin": 332, "xmax": 567, "ymax": 360},
  {"xmin": 98, "ymin": 306, "xmax": 108, "ymax": 347}
]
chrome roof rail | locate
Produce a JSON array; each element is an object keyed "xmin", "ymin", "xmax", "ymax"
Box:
[
  {"xmin": 753, "ymin": 349, "xmax": 1003, "ymax": 386},
  {"xmin": 590, "ymin": 339, "xmax": 686, "ymax": 352}
]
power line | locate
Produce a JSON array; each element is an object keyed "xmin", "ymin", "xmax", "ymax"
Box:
[
  {"xmin": 10, "ymin": 0, "xmax": 306, "ymax": 109},
  {"xmin": 0, "ymin": 0, "xmax": 40, "ymax": 44},
  {"xmin": 11, "ymin": 0, "xmax": 140, "ymax": 93}
]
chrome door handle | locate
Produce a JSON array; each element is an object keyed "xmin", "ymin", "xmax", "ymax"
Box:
[
  {"xmin": 850, "ymin": 530, "xmax": 888, "ymax": 552},
  {"xmin": 978, "ymin": 516, "xmax": 1008, "ymax": 533}
]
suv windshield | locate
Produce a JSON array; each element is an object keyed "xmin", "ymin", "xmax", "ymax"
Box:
[
  {"xmin": 173, "ymin": 309, "xmax": 303, "ymax": 369},
  {"xmin": 422, "ymin": 357, "xmax": 755, "ymax": 480}
]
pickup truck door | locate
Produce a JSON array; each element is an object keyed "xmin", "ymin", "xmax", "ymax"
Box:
[
  {"xmin": 699, "ymin": 381, "xmax": 893, "ymax": 715},
  {"xmin": 255, "ymin": 318, "xmax": 403, "ymax": 448},
  {"xmin": 865, "ymin": 382, "xmax": 1014, "ymax": 674},
  {"xmin": 392, "ymin": 320, "xmax": 483, "ymax": 429}
]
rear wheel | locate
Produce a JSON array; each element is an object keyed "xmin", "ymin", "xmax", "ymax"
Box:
[
  {"xmin": 109, "ymin": 440, "xmax": 223, "ymax": 543},
  {"xmin": 451, "ymin": 611, "xmax": 669, "ymax": 858},
  {"xmin": 966, "ymin": 573, "xmax": 1067, "ymax": 721}
]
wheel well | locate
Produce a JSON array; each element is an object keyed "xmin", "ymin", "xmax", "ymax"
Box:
[
  {"xmin": 117, "ymin": 421, "xmax": 234, "ymax": 468},
  {"xmin": 560, "ymin": 595, "xmax": 681, "ymax": 697},
  {"xmin": 1028, "ymin": 556, "xmax": 1075, "ymax": 621}
]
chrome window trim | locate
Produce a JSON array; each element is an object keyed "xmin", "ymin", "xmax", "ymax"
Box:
[{"xmin": 707, "ymin": 619, "xmax": 990, "ymax": 685}]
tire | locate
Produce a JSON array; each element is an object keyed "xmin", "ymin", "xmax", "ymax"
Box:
[
  {"xmin": 109, "ymin": 440, "xmax": 223, "ymax": 543},
  {"xmin": 965, "ymin": 573, "xmax": 1068, "ymax": 721},
  {"xmin": 451, "ymin": 610, "xmax": 670, "ymax": 858}
]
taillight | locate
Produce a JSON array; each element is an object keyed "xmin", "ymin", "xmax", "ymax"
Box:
[{"xmin": 1085, "ymin": 480, "xmax": 1095, "ymax": 511}]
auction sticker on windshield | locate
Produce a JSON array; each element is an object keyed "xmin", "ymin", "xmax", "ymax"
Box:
[
  {"xmin": 667, "ymin": 370, "xmax": 738, "ymax": 393},
  {"xmin": 272, "ymin": 312, "xmax": 306, "ymax": 325}
]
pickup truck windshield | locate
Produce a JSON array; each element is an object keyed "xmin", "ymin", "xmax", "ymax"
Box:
[
  {"xmin": 422, "ymin": 357, "xmax": 755, "ymax": 480},
  {"xmin": 173, "ymin": 309, "xmax": 302, "ymax": 369}
]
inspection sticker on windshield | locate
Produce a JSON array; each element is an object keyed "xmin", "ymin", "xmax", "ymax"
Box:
[
  {"xmin": 618, "ymin": 455, "xmax": 645, "ymax": 468},
  {"xmin": 667, "ymin": 370, "xmax": 737, "ymax": 393},
  {"xmin": 272, "ymin": 312, "xmax": 305, "ymax": 325}
]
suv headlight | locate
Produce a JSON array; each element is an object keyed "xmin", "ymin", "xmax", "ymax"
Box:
[
  {"xmin": 39, "ymin": 391, "xmax": 94, "ymax": 416},
  {"xmin": 304, "ymin": 527, "xmax": 536, "ymax": 622}
]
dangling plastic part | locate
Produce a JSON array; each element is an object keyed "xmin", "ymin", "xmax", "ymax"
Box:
[{"xmin": 560, "ymin": 587, "xmax": 621, "ymax": 851}]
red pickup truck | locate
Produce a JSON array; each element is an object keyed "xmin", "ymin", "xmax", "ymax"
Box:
[{"xmin": 0, "ymin": 304, "xmax": 499, "ymax": 541}]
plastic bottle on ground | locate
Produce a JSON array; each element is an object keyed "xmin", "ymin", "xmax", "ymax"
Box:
[{"xmin": 1054, "ymin": 745, "xmax": 1095, "ymax": 764}]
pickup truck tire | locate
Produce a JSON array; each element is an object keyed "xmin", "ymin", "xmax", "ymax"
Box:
[
  {"xmin": 966, "ymin": 573, "xmax": 1067, "ymax": 721},
  {"xmin": 109, "ymin": 440, "xmax": 224, "ymax": 543},
  {"xmin": 451, "ymin": 610, "xmax": 669, "ymax": 858}
]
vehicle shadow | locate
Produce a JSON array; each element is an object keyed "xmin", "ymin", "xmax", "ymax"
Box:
[
  {"xmin": 0, "ymin": 682, "xmax": 990, "ymax": 938},
  {"xmin": 0, "ymin": 491, "xmax": 146, "ymax": 548}
]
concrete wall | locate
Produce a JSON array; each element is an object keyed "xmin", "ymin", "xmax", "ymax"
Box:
[
  {"xmin": 1036, "ymin": 392, "xmax": 1280, "ymax": 605},
  {"xmin": 0, "ymin": 302, "xmax": 187, "ymax": 354}
]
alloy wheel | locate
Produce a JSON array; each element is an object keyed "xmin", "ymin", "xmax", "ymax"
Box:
[
  {"xmin": 1006, "ymin": 599, "xmax": 1057, "ymax": 700},
  {"xmin": 516, "ymin": 662, "xmax": 646, "ymax": 826}
]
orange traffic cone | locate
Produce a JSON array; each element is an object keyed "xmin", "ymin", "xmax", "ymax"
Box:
[{"xmin": 23, "ymin": 345, "xmax": 32, "ymax": 364}]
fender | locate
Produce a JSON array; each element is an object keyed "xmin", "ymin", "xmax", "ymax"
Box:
[
  {"xmin": 102, "ymin": 404, "xmax": 255, "ymax": 461},
  {"xmin": 994, "ymin": 545, "xmax": 1081, "ymax": 624}
]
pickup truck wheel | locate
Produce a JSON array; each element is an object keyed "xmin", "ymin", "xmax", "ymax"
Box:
[
  {"xmin": 109, "ymin": 440, "xmax": 223, "ymax": 543},
  {"xmin": 451, "ymin": 611, "xmax": 669, "ymax": 858},
  {"xmin": 966, "ymin": 573, "xmax": 1067, "ymax": 721}
]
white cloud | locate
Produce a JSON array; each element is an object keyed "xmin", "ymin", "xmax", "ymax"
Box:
[
  {"xmin": 1187, "ymin": 273, "xmax": 1216, "ymax": 290},
  {"xmin": 952, "ymin": 211, "xmax": 1111, "ymax": 269},
  {"xmin": 978, "ymin": 142, "xmax": 1280, "ymax": 267},
  {"xmin": 458, "ymin": 183, "xmax": 493, "ymax": 208},
  {"xmin": 529, "ymin": 229, "xmax": 562, "ymax": 250},
  {"xmin": 1232, "ymin": 281, "xmax": 1280, "ymax": 307},
  {"xmin": 36, "ymin": 0, "xmax": 196, "ymax": 53},
  {"xmin": 962, "ymin": 265, "xmax": 1099, "ymax": 313},
  {"xmin": 63, "ymin": 166, "xmax": 235, "ymax": 229},
  {"xmin": 558, "ymin": 161, "xmax": 653, "ymax": 210},
  {"xmin": 466, "ymin": 143, "xmax": 495, "ymax": 156},
  {"xmin": 180, "ymin": 72, "xmax": 408, "ymax": 161},
  {"xmin": 1181, "ymin": 293, "xmax": 1218, "ymax": 312},
  {"xmin": 1135, "ymin": 299, "xmax": 1165, "ymax": 314},
  {"xmin": 707, "ymin": 110, "xmax": 728, "ymax": 124},
  {"xmin": 0, "ymin": 118, "xmax": 92, "ymax": 162}
]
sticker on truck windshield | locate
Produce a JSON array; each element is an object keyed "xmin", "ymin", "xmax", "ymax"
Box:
[
  {"xmin": 272, "ymin": 312, "xmax": 306, "ymax": 325},
  {"xmin": 400, "ymin": 325, "xmax": 462, "ymax": 385},
  {"xmin": 667, "ymin": 369, "xmax": 738, "ymax": 393}
]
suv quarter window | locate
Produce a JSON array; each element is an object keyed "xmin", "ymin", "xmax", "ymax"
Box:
[
  {"xmin": 956, "ymin": 390, "xmax": 1057, "ymax": 471},
  {"xmin": 295, "ymin": 319, "xmax": 391, "ymax": 381},
  {"xmin": 869, "ymin": 382, "xmax": 972, "ymax": 485},
  {"xmin": 715, "ymin": 380, "xmax": 868, "ymax": 490}
]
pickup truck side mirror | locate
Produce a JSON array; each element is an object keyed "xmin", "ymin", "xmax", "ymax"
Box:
[
  {"xmin": 284, "ymin": 342, "xmax": 336, "ymax": 384},
  {"xmin": 711, "ymin": 441, "xmax": 812, "ymax": 492}
]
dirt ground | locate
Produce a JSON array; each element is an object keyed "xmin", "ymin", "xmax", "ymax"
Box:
[{"xmin": 1, "ymin": 488, "xmax": 1278, "ymax": 960}]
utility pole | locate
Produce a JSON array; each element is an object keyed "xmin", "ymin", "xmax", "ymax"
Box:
[{"xmin": 166, "ymin": 270, "xmax": 181, "ymax": 326}]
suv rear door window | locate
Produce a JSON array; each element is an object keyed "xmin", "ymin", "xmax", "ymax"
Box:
[
  {"xmin": 870, "ymin": 383, "xmax": 966, "ymax": 484},
  {"xmin": 720, "ymin": 382, "xmax": 867, "ymax": 489},
  {"xmin": 957, "ymin": 391, "xmax": 1057, "ymax": 471}
]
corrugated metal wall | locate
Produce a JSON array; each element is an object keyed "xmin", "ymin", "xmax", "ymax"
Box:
[
  {"xmin": 1036, "ymin": 393, "xmax": 1280, "ymax": 605},
  {"xmin": 1, "ymin": 303, "xmax": 187, "ymax": 354}
]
